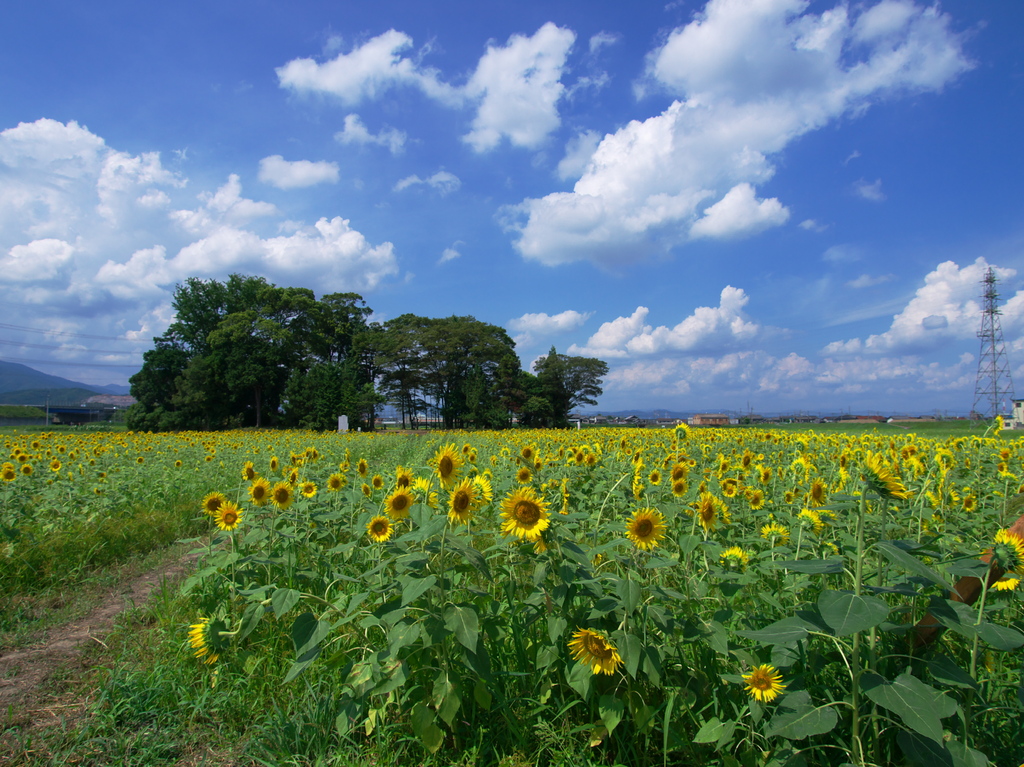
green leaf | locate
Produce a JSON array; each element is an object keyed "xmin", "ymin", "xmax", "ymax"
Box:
[
  {"xmin": 737, "ymin": 616, "xmax": 814, "ymax": 645},
  {"xmin": 443, "ymin": 604, "xmax": 479, "ymax": 652},
  {"xmin": 875, "ymin": 541, "xmax": 955, "ymax": 590},
  {"xmin": 387, "ymin": 620, "xmax": 421, "ymax": 656},
  {"xmin": 433, "ymin": 671, "xmax": 462, "ymax": 727},
  {"xmin": 862, "ymin": 671, "xmax": 957, "ymax": 744},
  {"xmin": 599, "ymin": 694, "xmax": 624, "ymax": 734},
  {"xmin": 927, "ymin": 598, "xmax": 978, "ymax": 639},
  {"xmin": 547, "ymin": 615, "xmax": 567, "ymax": 645},
  {"xmin": 615, "ymin": 631, "xmax": 643, "ymax": 679},
  {"xmin": 927, "ymin": 656, "xmax": 979, "ymax": 691},
  {"xmin": 766, "ymin": 691, "xmax": 838, "ymax": 740},
  {"xmin": 693, "ymin": 716, "xmax": 728, "ymax": 744},
  {"xmin": 567, "ymin": 661, "xmax": 593, "ymax": 699},
  {"xmin": 400, "ymin": 574, "xmax": 437, "ymax": 606},
  {"xmin": 291, "ymin": 612, "xmax": 331, "ymax": 658},
  {"xmin": 615, "ymin": 577, "xmax": 642, "ymax": 615},
  {"xmin": 817, "ymin": 590, "xmax": 890, "ymax": 636},
  {"xmin": 473, "ymin": 679, "xmax": 492, "ymax": 710},
  {"xmin": 410, "ymin": 701, "xmax": 444, "ymax": 754},
  {"xmin": 976, "ymin": 621, "xmax": 1024, "ymax": 650},
  {"xmin": 237, "ymin": 601, "xmax": 265, "ymax": 641},
  {"xmin": 270, "ymin": 587, "xmax": 301, "ymax": 617}
]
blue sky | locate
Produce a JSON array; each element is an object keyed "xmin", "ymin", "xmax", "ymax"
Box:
[{"xmin": 2, "ymin": 0, "xmax": 1023, "ymax": 414}]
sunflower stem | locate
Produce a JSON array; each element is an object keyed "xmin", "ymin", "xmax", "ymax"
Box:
[{"xmin": 850, "ymin": 488, "xmax": 868, "ymax": 766}]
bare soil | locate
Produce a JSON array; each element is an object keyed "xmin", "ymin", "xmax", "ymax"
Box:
[{"xmin": 0, "ymin": 549, "xmax": 195, "ymax": 730}]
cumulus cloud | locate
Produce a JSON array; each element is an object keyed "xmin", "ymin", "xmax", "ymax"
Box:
[
  {"xmin": 258, "ymin": 155, "xmax": 340, "ymax": 189},
  {"xmin": 334, "ymin": 114, "xmax": 406, "ymax": 155},
  {"xmin": 507, "ymin": 0, "xmax": 971, "ymax": 266},
  {"xmin": 393, "ymin": 170, "xmax": 461, "ymax": 195},
  {"xmin": 276, "ymin": 29, "xmax": 459, "ymax": 106},
  {"xmin": 556, "ymin": 130, "xmax": 602, "ymax": 181},
  {"xmin": 825, "ymin": 258, "xmax": 1024, "ymax": 354},
  {"xmin": 463, "ymin": 23, "xmax": 576, "ymax": 151},
  {"xmin": 0, "ymin": 118, "xmax": 399, "ymax": 385},
  {"xmin": 439, "ymin": 241, "xmax": 463, "ymax": 264},
  {"xmin": 855, "ymin": 178, "xmax": 886, "ymax": 201},
  {"xmin": 690, "ymin": 182, "xmax": 789, "ymax": 239},
  {"xmin": 569, "ymin": 286, "xmax": 763, "ymax": 358},
  {"xmin": 508, "ymin": 309, "xmax": 592, "ymax": 346}
]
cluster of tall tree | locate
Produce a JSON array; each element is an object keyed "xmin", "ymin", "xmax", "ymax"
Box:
[{"xmin": 127, "ymin": 274, "xmax": 607, "ymax": 432}]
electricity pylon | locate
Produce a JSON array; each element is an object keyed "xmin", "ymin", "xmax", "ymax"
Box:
[{"xmin": 972, "ymin": 267, "xmax": 1015, "ymax": 418}]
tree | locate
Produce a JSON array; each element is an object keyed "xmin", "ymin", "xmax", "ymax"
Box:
[{"xmin": 535, "ymin": 347, "xmax": 609, "ymax": 427}]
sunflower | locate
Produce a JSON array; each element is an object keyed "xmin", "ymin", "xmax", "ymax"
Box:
[
  {"xmin": 473, "ymin": 474, "xmax": 493, "ymax": 504},
  {"xmin": 50, "ymin": 459, "xmax": 61, "ymax": 473},
  {"xmin": 20, "ymin": 463, "xmax": 33, "ymax": 477},
  {"xmin": 797, "ymin": 509, "xmax": 825, "ymax": 535},
  {"xmin": 412, "ymin": 477, "xmax": 438, "ymax": 508},
  {"xmin": 202, "ymin": 491, "xmax": 228, "ymax": 517},
  {"xmin": 395, "ymin": 466, "xmax": 413, "ymax": 488},
  {"xmin": 670, "ymin": 463, "xmax": 688, "ymax": 483},
  {"xmin": 187, "ymin": 617, "xmax": 222, "ymax": 665},
  {"xmin": 721, "ymin": 478, "xmax": 740, "ymax": 498},
  {"xmin": 516, "ymin": 466, "xmax": 533, "ymax": 484},
  {"xmin": 366, "ymin": 515, "xmax": 393, "ymax": 543},
  {"xmin": 742, "ymin": 664, "xmax": 786, "ymax": 703},
  {"xmin": 286, "ymin": 468, "xmax": 299, "ymax": 485},
  {"xmin": 385, "ymin": 488, "xmax": 416, "ymax": 520},
  {"xmin": 991, "ymin": 529, "xmax": 1024, "ymax": 573},
  {"xmin": 648, "ymin": 468, "xmax": 662, "ymax": 485},
  {"xmin": 300, "ymin": 481, "xmax": 317, "ymax": 498},
  {"xmin": 625, "ymin": 508, "xmax": 667, "ymax": 551},
  {"xmin": 327, "ymin": 473, "xmax": 346, "ymax": 492},
  {"xmin": 215, "ymin": 501, "xmax": 243, "ymax": 532},
  {"xmin": 269, "ymin": 456, "xmax": 280, "ymax": 473},
  {"xmin": 862, "ymin": 452, "xmax": 912, "ymax": 500},
  {"xmin": 520, "ymin": 445, "xmax": 535, "ymax": 461},
  {"xmin": 241, "ymin": 461, "xmax": 257, "ymax": 481},
  {"xmin": 361, "ymin": 483, "xmax": 372, "ymax": 498},
  {"xmin": 249, "ymin": 477, "xmax": 271, "ymax": 506},
  {"xmin": 1, "ymin": 463, "xmax": 15, "ymax": 482},
  {"xmin": 584, "ymin": 453, "xmax": 598, "ymax": 468},
  {"xmin": 271, "ymin": 481, "xmax": 294, "ymax": 510},
  {"xmin": 671, "ymin": 479, "xmax": 688, "ymax": 498},
  {"xmin": 720, "ymin": 546, "xmax": 751, "ymax": 572},
  {"xmin": 962, "ymin": 495, "xmax": 977, "ymax": 513},
  {"xmin": 992, "ymin": 576, "xmax": 1020, "ymax": 592},
  {"xmin": 761, "ymin": 522, "xmax": 791, "ymax": 546},
  {"xmin": 745, "ymin": 488, "xmax": 766, "ymax": 510},
  {"xmin": 568, "ymin": 628, "xmax": 623, "ymax": 676},
  {"xmin": 694, "ymin": 492, "xmax": 729, "ymax": 533},
  {"xmin": 448, "ymin": 478, "xmax": 480, "ymax": 525},
  {"xmin": 500, "ymin": 487, "xmax": 550, "ymax": 541},
  {"xmin": 432, "ymin": 443, "xmax": 463, "ymax": 488},
  {"xmin": 357, "ymin": 458, "xmax": 369, "ymax": 477},
  {"xmin": 807, "ymin": 479, "xmax": 827, "ymax": 507},
  {"xmin": 372, "ymin": 474, "xmax": 384, "ymax": 490}
]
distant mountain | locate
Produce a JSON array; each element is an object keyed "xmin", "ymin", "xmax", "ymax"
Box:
[
  {"xmin": 0, "ymin": 388, "xmax": 104, "ymax": 407},
  {"xmin": 0, "ymin": 360, "xmax": 131, "ymax": 398}
]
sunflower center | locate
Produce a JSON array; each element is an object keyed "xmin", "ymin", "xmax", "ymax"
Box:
[
  {"xmin": 391, "ymin": 494, "xmax": 409, "ymax": 511},
  {"xmin": 584, "ymin": 635, "xmax": 612, "ymax": 659},
  {"xmin": 371, "ymin": 521, "xmax": 388, "ymax": 535},
  {"xmin": 453, "ymin": 491, "xmax": 470, "ymax": 512},
  {"xmin": 634, "ymin": 519, "xmax": 653, "ymax": 537},
  {"xmin": 223, "ymin": 510, "xmax": 238, "ymax": 526},
  {"xmin": 439, "ymin": 457, "xmax": 454, "ymax": 476},
  {"xmin": 514, "ymin": 500, "xmax": 540, "ymax": 526},
  {"xmin": 274, "ymin": 488, "xmax": 289, "ymax": 502}
]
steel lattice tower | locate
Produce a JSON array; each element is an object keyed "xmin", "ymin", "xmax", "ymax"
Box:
[{"xmin": 972, "ymin": 267, "xmax": 1015, "ymax": 418}]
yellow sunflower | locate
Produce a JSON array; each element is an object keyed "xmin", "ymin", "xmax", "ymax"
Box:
[
  {"xmin": 366, "ymin": 515, "xmax": 393, "ymax": 543},
  {"xmin": 516, "ymin": 466, "xmax": 533, "ymax": 484},
  {"xmin": 500, "ymin": 487, "xmax": 550, "ymax": 541},
  {"xmin": 720, "ymin": 546, "xmax": 751, "ymax": 572},
  {"xmin": 327, "ymin": 473, "xmax": 346, "ymax": 492},
  {"xmin": 568, "ymin": 628, "xmax": 623, "ymax": 676},
  {"xmin": 271, "ymin": 481, "xmax": 294, "ymax": 510},
  {"xmin": 384, "ymin": 488, "xmax": 416, "ymax": 520},
  {"xmin": 20, "ymin": 463, "xmax": 33, "ymax": 477},
  {"xmin": 371, "ymin": 474, "xmax": 384, "ymax": 490},
  {"xmin": 241, "ymin": 461, "xmax": 257, "ymax": 481},
  {"xmin": 625, "ymin": 508, "xmax": 667, "ymax": 551},
  {"xmin": 473, "ymin": 474, "xmax": 493, "ymax": 504},
  {"xmin": 742, "ymin": 664, "xmax": 786, "ymax": 703},
  {"xmin": 249, "ymin": 477, "xmax": 271, "ymax": 506},
  {"xmin": 1, "ymin": 463, "xmax": 16, "ymax": 482},
  {"xmin": 215, "ymin": 501, "xmax": 243, "ymax": 532},
  {"xmin": 300, "ymin": 481, "xmax": 317, "ymax": 498},
  {"xmin": 761, "ymin": 522, "xmax": 791, "ymax": 546},
  {"xmin": 357, "ymin": 458, "xmax": 369, "ymax": 477},
  {"xmin": 694, "ymin": 492, "xmax": 729, "ymax": 533},
  {"xmin": 395, "ymin": 466, "xmax": 414, "ymax": 488},
  {"xmin": 991, "ymin": 529, "xmax": 1024, "ymax": 573},
  {"xmin": 187, "ymin": 617, "xmax": 220, "ymax": 665},
  {"xmin": 745, "ymin": 488, "xmax": 766, "ymax": 510},
  {"xmin": 432, "ymin": 443, "xmax": 463, "ymax": 488},
  {"xmin": 269, "ymin": 456, "xmax": 280, "ymax": 473},
  {"xmin": 862, "ymin": 452, "xmax": 912, "ymax": 500},
  {"xmin": 202, "ymin": 491, "xmax": 228, "ymax": 517},
  {"xmin": 447, "ymin": 478, "xmax": 481, "ymax": 525},
  {"xmin": 807, "ymin": 478, "xmax": 827, "ymax": 507}
]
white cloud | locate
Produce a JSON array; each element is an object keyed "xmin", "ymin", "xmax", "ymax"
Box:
[
  {"xmin": 823, "ymin": 244, "xmax": 862, "ymax": 263},
  {"xmin": 393, "ymin": 170, "xmax": 461, "ymax": 196},
  {"xmin": 855, "ymin": 178, "xmax": 886, "ymax": 201},
  {"xmin": 1, "ymin": 238, "xmax": 75, "ymax": 282},
  {"xmin": 825, "ymin": 258, "xmax": 1024, "ymax": 354},
  {"xmin": 569, "ymin": 286, "xmax": 763, "ymax": 358},
  {"xmin": 508, "ymin": 0, "xmax": 970, "ymax": 267},
  {"xmin": 439, "ymin": 241, "xmax": 463, "ymax": 264},
  {"xmin": 690, "ymin": 182, "xmax": 789, "ymax": 239},
  {"xmin": 276, "ymin": 29, "xmax": 459, "ymax": 106},
  {"xmin": 171, "ymin": 175, "xmax": 278, "ymax": 235},
  {"xmin": 334, "ymin": 114, "xmax": 406, "ymax": 155},
  {"xmin": 847, "ymin": 273, "xmax": 895, "ymax": 288},
  {"xmin": 508, "ymin": 309, "xmax": 592, "ymax": 346},
  {"xmin": 799, "ymin": 218, "xmax": 828, "ymax": 232},
  {"xmin": 258, "ymin": 155, "xmax": 340, "ymax": 189},
  {"xmin": 462, "ymin": 23, "xmax": 576, "ymax": 152},
  {"xmin": 557, "ymin": 130, "xmax": 602, "ymax": 181},
  {"xmin": 589, "ymin": 32, "xmax": 619, "ymax": 54}
]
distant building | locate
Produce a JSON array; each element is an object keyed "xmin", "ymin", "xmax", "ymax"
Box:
[{"xmin": 689, "ymin": 413, "xmax": 733, "ymax": 426}]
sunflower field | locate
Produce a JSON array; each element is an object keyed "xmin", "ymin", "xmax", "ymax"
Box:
[{"xmin": 2, "ymin": 424, "xmax": 1024, "ymax": 766}]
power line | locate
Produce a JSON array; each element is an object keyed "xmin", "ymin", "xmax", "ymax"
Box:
[
  {"xmin": 0, "ymin": 338, "xmax": 143, "ymax": 355},
  {"xmin": 0, "ymin": 355, "xmax": 140, "ymax": 369},
  {"xmin": 0, "ymin": 322, "xmax": 141, "ymax": 342}
]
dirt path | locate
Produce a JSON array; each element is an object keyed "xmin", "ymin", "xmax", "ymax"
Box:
[{"xmin": 0, "ymin": 550, "xmax": 196, "ymax": 725}]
